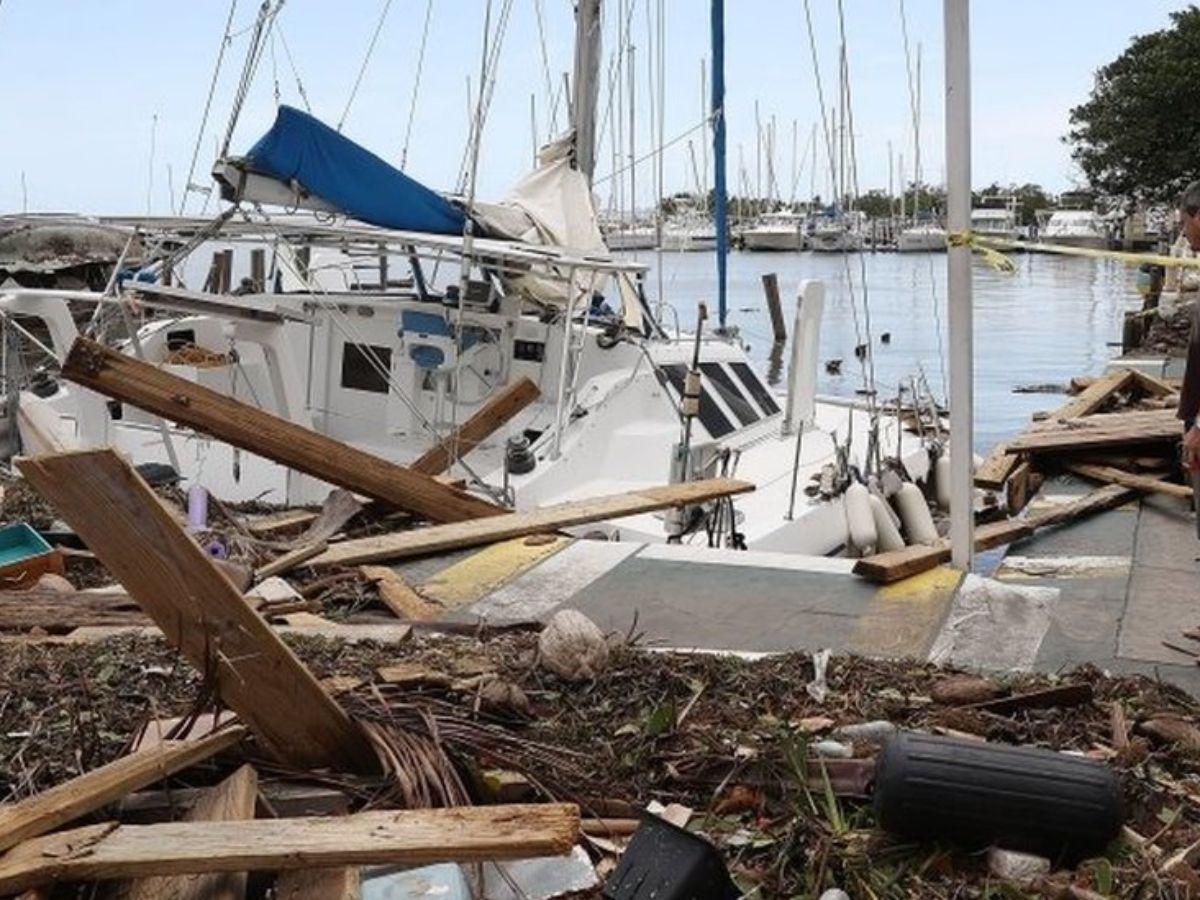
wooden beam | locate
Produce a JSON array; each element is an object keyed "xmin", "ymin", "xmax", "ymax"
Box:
[
  {"xmin": 120, "ymin": 782, "xmax": 349, "ymax": 824},
  {"xmin": 0, "ymin": 589, "xmax": 147, "ymax": 632},
  {"xmin": 119, "ymin": 764, "xmax": 258, "ymax": 900},
  {"xmin": 409, "ymin": 377, "xmax": 540, "ymax": 476},
  {"xmin": 312, "ymin": 478, "xmax": 755, "ymax": 567},
  {"xmin": 1066, "ymin": 463, "xmax": 1192, "ymax": 500},
  {"xmin": 275, "ymin": 868, "xmax": 360, "ymax": 900},
  {"xmin": 1005, "ymin": 409, "xmax": 1182, "ymax": 455},
  {"xmin": 0, "ymin": 728, "xmax": 246, "ymax": 853},
  {"xmin": 1023, "ymin": 483, "xmax": 1139, "ymax": 529},
  {"xmin": 1129, "ymin": 368, "xmax": 1179, "ymax": 399},
  {"xmin": 16, "ymin": 450, "xmax": 377, "ymax": 773},
  {"xmin": 1053, "ymin": 368, "xmax": 1136, "ymax": 419},
  {"xmin": 0, "ymin": 804, "xmax": 580, "ymax": 895},
  {"xmin": 853, "ymin": 518, "xmax": 1032, "ymax": 585},
  {"xmin": 61, "ymin": 337, "xmax": 502, "ymax": 523},
  {"xmin": 253, "ymin": 542, "xmax": 327, "ymax": 581},
  {"xmin": 973, "ymin": 443, "xmax": 1018, "ymax": 490},
  {"xmin": 359, "ymin": 566, "xmax": 442, "ymax": 621}
]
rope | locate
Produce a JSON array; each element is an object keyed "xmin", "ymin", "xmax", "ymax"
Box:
[
  {"xmin": 276, "ymin": 24, "xmax": 312, "ymax": 112},
  {"xmin": 179, "ymin": 0, "xmax": 239, "ymax": 216},
  {"xmin": 531, "ymin": 0, "xmax": 560, "ymax": 137},
  {"xmin": 220, "ymin": 1, "xmax": 282, "ymax": 158},
  {"xmin": 399, "ymin": 0, "xmax": 435, "ymax": 169},
  {"xmin": 337, "ymin": 0, "xmax": 395, "ymax": 132},
  {"xmin": 593, "ymin": 114, "xmax": 710, "ymax": 187}
]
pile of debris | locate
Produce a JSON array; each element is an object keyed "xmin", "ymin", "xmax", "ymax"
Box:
[{"xmin": 854, "ymin": 365, "xmax": 1190, "ymax": 585}]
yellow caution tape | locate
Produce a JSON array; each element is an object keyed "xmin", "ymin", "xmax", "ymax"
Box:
[
  {"xmin": 974, "ymin": 234, "xmax": 1200, "ymax": 270},
  {"xmin": 946, "ymin": 230, "xmax": 1017, "ymax": 274}
]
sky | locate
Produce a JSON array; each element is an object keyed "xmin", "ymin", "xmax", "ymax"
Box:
[{"xmin": 0, "ymin": 1, "xmax": 1188, "ymax": 216}]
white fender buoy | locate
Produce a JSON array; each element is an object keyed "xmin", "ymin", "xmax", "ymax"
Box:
[
  {"xmin": 934, "ymin": 454, "xmax": 952, "ymax": 512},
  {"xmin": 869, "ymin": 493, "xmax": 906, "ymax": 551},
  {"xmin": 895, "ymin": 481, "xmax": 939, "ymax": 546},
  {"xmin": 844, "ymin": 481, "xmax": 878, "ymax": 556}
]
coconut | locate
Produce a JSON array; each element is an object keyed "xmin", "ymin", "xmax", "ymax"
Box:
[{"xmin": 537, "ymin": 609, "xmax": 609, "ymax": 682}]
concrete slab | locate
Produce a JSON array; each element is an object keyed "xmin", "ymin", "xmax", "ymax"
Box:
[
  {"xmin": 1134, "ymin": 497, "xmax": 1200, "ymax": 574},
  {"xmin": 1118, "ymin": 564, "xmax": 1199, "ymax": 665}
]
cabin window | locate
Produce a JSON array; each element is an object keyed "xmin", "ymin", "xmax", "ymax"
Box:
[
  {"xmin": 700, "ymin": 363, "xmax": 759, "ymax": 426},
  {"xmin": 729, "ymin": 362, "xmax": 781, "ymax": 416},
  {"xmin": 661, "ymin": 364, "xmax": 734, "ymax": 439},
  {"xmin": 514, "ymin": 340, "xmax": 546, "ymax": 363},
  {"xmin": 340, "ymin": 343, "xmax": 392, "ymax": 394},
  {"xmin": 166, "ymin": 329, "xmax": 197, "ymax": 351}
]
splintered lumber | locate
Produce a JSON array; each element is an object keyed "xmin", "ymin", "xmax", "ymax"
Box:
[
  {"xmin": 852, "ymin": 518, "xmax": 1033, "ymax": 585},
  {"xmin": 0, "ymin": 804, "xmax": 580, "ymax": 895},
  {"xmin": 0, "ymin": 727, "xmax": 246, "ymax": 854},
  {"xmin": 974, "ymin": 443, "xmax": 1019, "ymax": 490},
  {"xmin": 16, "ymin": 450, "xmax": 376, "ymax": 773},
  {"xmin": 118, "ymin": 765, "xmax": 258, "ymax": 900},
  {"xmin": 1053, "ymin": 368, "xmax": 1136, "ymax": 419},
  {"xmin": 410, "ymin": 376, "xmax": 540, "ymax": 476},
  {"xmin": 1005, "ymin": 409, "xmax": 1182, "ymax": 455},
  {"xmin": 856, "ymin": 483, "xmax": 1145, "ymax": 584},
  {"xmin": 253, "ymin": 542, "xmax": 327, "ymax": 581},
  {"xmin": 313, "ymin": 478, "xmax": 755, "ymax": 567},
  {"xmin": 360, "ymin": 565, "xmax": 442, "ymax": 620},
  {"xmin": 0, "ymin": 589, "xmax": 147, "ymax": 632},
  {"xmin": 61, "ymin": 337, "xmax": 502, "ymax": 522},
  {"xmin": 1066, "ymin": 463, "xmax": 1192, "ymax": 500},
  {"xmin": 1130, "ymin": 368, "xmax": 1180, "ymax": 399},
  {"xmin": 275, "ymin": 868, "xmax": 360, "ymax": 900},
  {"xmin": 120, "ymin": 782, "xmax": 349, "ymax": 824}
]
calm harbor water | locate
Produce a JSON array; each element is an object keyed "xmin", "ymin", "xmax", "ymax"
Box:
[{"xmin": 629, "ymin": 249, "xmax": 1140, "ymax": 453}]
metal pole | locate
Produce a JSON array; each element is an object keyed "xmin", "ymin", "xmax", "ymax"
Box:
[
  {"xmin": 571, "ymin": 0, "xmax": 602, "ymax": 181},
  {"xmin": 944, "ymin": 0, "xmax": 974, "ymax": 569},
  {"xmin": 711, "ymin": 0, "xmax": 728, "ymax": 328}
]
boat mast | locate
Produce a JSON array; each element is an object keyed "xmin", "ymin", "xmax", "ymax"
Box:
[
  {"xmin": 712, "ymin": 0, "xmax": 729, "ymax": 329},
  {"xmin": 572, "ymin": 0, "xmax": 603, "ymax": 181},
  {"xmin": 944, "ymin": 0, "xmax": 974, "ymax": 568}
]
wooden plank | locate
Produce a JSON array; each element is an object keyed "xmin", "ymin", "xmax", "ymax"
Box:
[
  {"xmin": 853, "ymin": 517, "xmax": 1033, "ymax": 585},
  {"xmin": 1129, "ymin": 368, "xmax": 1179, "ymax": 399},
  {"xmin": 16, "ymin": 450, "xmax": 376, "ymax": 773},
  {"xmin": 312, "ymin": 478, "xmax": 755, "ymax": 567},
  {"xmin": 0, "ymin": 804, "xmax": 580, "ymax": 895},
  {"xmin": 1005, "ymin": 459, "xmax": 1042, "ymax": 515},
  {"xmin": 1005, "ymin": 408, "xmax": 1182, "ymax": 455},
  {"xmin": 0, "ymin": 589, "xmax": 146, "ymax": 632},
  {"xmin": 254, "ymin": 542, "xmax": 327, "ymax": 581},
  {"xmin": 61, "ymin": 337, "xmax": 502, "ymax": 523},
  {"xmin": 118, "ymin": 765, "xmax": 258, "ymax": 900},
  {"xmin": 275, "ymin": 868, "xmax": 360, "ymax": 900},
  {"xmin": 1024, "ymin": 483, "xmax": 1139, "ymax": 529},
  {"xmin": 1053, "ymin": 368, "xmax": 1136, "ymax": 419},
  {"xmin": 1066, "ymin": 463, "xmax": 1192, "ymax": 500},
  {"xmin": 0, "ymin": 728, "xmax": 246, "ymax": 853},
  {"xmin": 359, "ymin": 566, "xmax": 442, "ymax": 621},
  {"xmin": 973, "ymin": 443, "xmax": 1019, "ymax": 490},
  {"xmin": 409, "ymin": 376, "xmax": 540, "ymax": 476}
]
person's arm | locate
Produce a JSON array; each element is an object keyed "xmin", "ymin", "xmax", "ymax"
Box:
[{"xmin": 1181, "ymin": 302, "xmax": 1200, "ymax": 471}]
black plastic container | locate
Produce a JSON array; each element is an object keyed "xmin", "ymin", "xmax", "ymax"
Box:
[
  {"xmin": 603, "ymin": 815, "xmax": 739, "ymax": 900},
  {"xmin": 873, "ymin": 731, "xmax": 1123, "ymax": 858}
]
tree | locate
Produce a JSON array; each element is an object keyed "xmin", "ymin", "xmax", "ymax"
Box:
[
  {"xmin": 855, "ymin": 189, "xmax": 895, "ymax": 219},
  {"xmin": 1067, "ymin": 6, "xmax": 1200, "ymax": 202}
]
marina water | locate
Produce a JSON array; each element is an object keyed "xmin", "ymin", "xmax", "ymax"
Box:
[{"xmin": 629, "ymin": 250, "xmax": 1140, "ymax": 452}]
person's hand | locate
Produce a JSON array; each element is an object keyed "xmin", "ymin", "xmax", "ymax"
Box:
[{"xmin": 1184, "ymin": 425, "xmax": 1200, "ymax": 473}]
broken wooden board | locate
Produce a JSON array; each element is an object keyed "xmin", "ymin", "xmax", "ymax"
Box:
[
  {"xmin": 61, "ymin": 337, "xmax": 502, "ymax": 522},
  {"xmin": 973, "ymin": 443, "xmax": 1019, "ymax": 491},
  {"xmin": 312, "ymin": 479, "xmax": 755, "ymax": 567},
  {"xmin": 118, "ymin": 764, "xmax": 258, "ymax": 900},
  {"xmin": 410, "ymin": 376, "xmax": 540, "ymax": 476},
  {"xmin": 1053, "ymin": 368, "xmax": 1137, "ymax": 419},
  {"xmin": 1066, "ymin": 463, "xmax": 1192, "ymax": 500},
  {"xmin": 1129, "ymin": 368, "xmax": 1180, "ymax": 399},
  {"xmin": 359, "ymin": 566, "xmax": 442, "ymax": 621},
  {"xmin": 0, "ymin": 589, "xmax": 146, "ymax": 632},
  {"xmin": 0, "ymin": 727, "xmax": 246, "ymax": 853},
  {"xmin": 964, "ymin": 683, "xmax": 1094, "ymax": 716},
  {"xmin": 1004, "ymin": 459, "xmax": 1042, "ymax": 516},
  {"xmin": 0, "ymin": 804, "xmax": 580, "ymax": 894},
  {"xmin": 254, "ymin": 542, "xmax": 327, "ymax": 581},
  {"xmin": 17, "ymin": 450, "xmax": 377, "ymax": 773},
  {"xmin": 1023, "ymin": 483, "xmax": 1139, "ymax": 529},
  {"xmin": 1005, "ymin": 408, "xmax": 1182, "ymax": 455},
  {"xmin": 853, "ymin": 518, "xmax": 1033, "ymax": 585}
]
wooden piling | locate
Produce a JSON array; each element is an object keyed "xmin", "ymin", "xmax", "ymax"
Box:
[{"xmin": 761, "ymin": 272, "xmax": 786, "ymax": 343}]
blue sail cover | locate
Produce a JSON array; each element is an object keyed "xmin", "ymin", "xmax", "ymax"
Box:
[{"xmin": 244, "ymin": 105, "xmax": 467, "ymax": 234}]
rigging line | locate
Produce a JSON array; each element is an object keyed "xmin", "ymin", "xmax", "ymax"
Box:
[
  {"xmin": 276, "ymin": 24, "xmax": 312, "ymax": 112},
  {"xmin": 399, "ymin": 0, "xmax": 434, "ymax": 170},
  {"xmin": 531, "ymin": 0, "xmax": 560, "ymax": 136},
  {"xmin": 593, "ymin": 114, "xmax": 709, "ymax": 187},
  {"xmin": 221, "ymin": 1, "xmax": 283, "ymax": 158},
  {"xmin": 337, "ymin": 0, "xmax": 395, "ymax": 132},
  {"xmin": 455, "ymin": 0, "xmax": 516, "ymax": 194},
  {"xmin": 268, "ymin": 31, "xmax": 281, "ymax": 106},
  {"xmin": 179, "ymin": 0, "xmax": 239, "ymax": 216}
]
